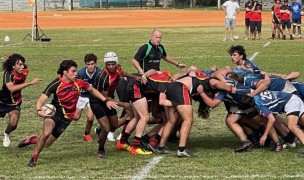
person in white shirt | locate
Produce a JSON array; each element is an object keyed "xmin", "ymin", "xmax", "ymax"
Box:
[{"xmin": 222, "ymin": 0, "xmax": 241, "ymax": 41}]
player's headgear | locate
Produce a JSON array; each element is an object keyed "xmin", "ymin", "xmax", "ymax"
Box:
[{"xmin": 104, "ymin": 52, "xmax": 118, "ymax": 64}]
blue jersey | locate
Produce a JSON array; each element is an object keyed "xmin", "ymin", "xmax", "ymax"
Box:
[
  {"xmin": 243, "ymin": 59, "xmax": 262, "ymax": 74},
  {"xmin": 201, "ymin": 69, "xmax": 215, "ymax": 77},
  {"xmin": 292, "ymin": 81, "xmax": 304, "ymax": 99},
  {"xmin": 254, "ymin": 91, "xmax": 292, "ymax": 117},
  {"xmin": 77, "ymin": 66, "xmax": 102, "ymax": 97},
  {"xmin": 233, "ymin": 68, "xmax": 286, "ymax": 91},
  {"xmin": 215, "ymin": 77, "xmax": 251, "ymax": 105},
  {"xmin": 291, "ymin": 1, "xmax": 302, "ymax": 19}
]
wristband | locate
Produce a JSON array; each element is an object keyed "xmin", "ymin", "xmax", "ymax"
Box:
[{"xmin": 103, "ymin": 99, "xmax": 109, "ymax": 104}]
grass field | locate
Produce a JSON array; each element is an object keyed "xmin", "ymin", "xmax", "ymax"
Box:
[{"xmin": 0, "ymin": 25, "xmax": 304, "ymax": 179}]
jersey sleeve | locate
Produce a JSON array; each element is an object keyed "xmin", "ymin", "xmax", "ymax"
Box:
[
  {"xmin": 43, "ymin": 78, "xmax": 60, "ymax": 97},
  {"xmin": 254, "ymin": 96, "xmax": 272, "ymax": 117},
  {"xmin": 77, "ymin": 79, "xmax": 90, "ymax": 90},
  {"xmin": 133, "ymin": 44, "xmax": 148, "ymax": 62},
  {"xmin": 3, "ymin": 71, "xmax": 13, "ymax": 84}
]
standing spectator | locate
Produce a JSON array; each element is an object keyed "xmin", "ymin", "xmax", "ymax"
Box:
[
  {"xmin": 250, "ymin": 1, "xmax": 263, "ymax": 40},
  {"xmin": 0, "ymin": 54, "xmax": 41, "ymax": 147},
  {"xmin": 73, "ymin": 53, "xmax": 101, "ymax": 142},
  {"xmin": 273, "ymin": 0, "xmax": 284, "ymax": 39},
  {"xmin": 222, "ymin": 0, "xmax": 241, "ymax": 41},
  {"xmin": 291, "ymin": 0, "xmax": 302, "ymax": 38},
  {"xmin": 281, "ymin": 0, "xmax": 294, "ymax": 40},
  {"xmin": 245, "ymin": 0, "xmax": 253, "ymax": 40},
  {"xmin": 131, "ymin": 29, "xmax": 186, "ymax": 74}
]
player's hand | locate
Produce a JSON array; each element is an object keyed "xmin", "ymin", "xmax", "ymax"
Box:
[
  {"xmin": 259, "ymin": 135, "xmax": 267, "ymax": 146},
  {"xmin": 30, "ymin": 78, "xmax": 42, "ymax": 85},
  {"xmin": 177, "ymin": 63, "xmax": 187, "ymax": 70},
  {"xmin": 197, "ymin": 85, "xmax": 204, "ymax": 94},
  {"xmin": 141, "ymin": 74, "xmax": 148, "ymax": 84},
  {"xmin": 106, "ymin": 101, "xmax": 118, "ymax": 110}
]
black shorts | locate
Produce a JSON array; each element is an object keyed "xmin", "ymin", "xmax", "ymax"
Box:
[
  {"xmin": 90, "ymin": 100, "xmax": 117, "ymax": 119},
  {"xmin": 272, "ymin": 15, "xmax": 281, "ymax": 24},
  {"xmin": 281, "ymin": 19, "xmax": 291, "ymax": 29},
  {"xmin": 166, "ymin": 82, "xmax": 191, "ymax": 106},
  {"xmin": 51, "ymin": 114, "xmax": 72, "ymax": 139},
  {"xmin": 116, "ymin": 78, "xmax": 129, "ymax": 103},
  {"xmin": 126, "ymin": 80, "xmax": 144, "ymax": 102},
  {"xmin": 0, "ymin": 102, "xmax": 21, "ymax": 118},
  {"xmin": 250, "ymin": 21, "xmax": 262, "ymax": 33},
  {"xmin": 245, "ymin": 18, "xmax": 250, "ymax": 27},
  {"xmin": 292, "ymin": 18, "xmax": 301, "ymax": 25}
]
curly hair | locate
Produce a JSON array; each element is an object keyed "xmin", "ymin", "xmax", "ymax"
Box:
[
  {"xmin": 84, "ymin": 53, "xmax": 97, "ymax": 63},
  {"xmin": 2, "ymin": 53, "xmax": 25, "ymax": 71},
  {"xmin": 57, "ymin": 60, "xmax": 78, "ymax": 76},
  {"xmin": 228, "ymin": 45, "xmax": 247, "ymax": 60}
]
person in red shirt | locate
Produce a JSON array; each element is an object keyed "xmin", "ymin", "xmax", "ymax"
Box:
[
  {"xmin": 281, "ymin": 0, "xmax": 293, "ymax": 40},
  {"xmin": 0, "ymin": 54, "xmax": 41, "ymax": 147},
  {"xmin": 23, "ymin": 60, "xmax": 117, "ymax": 167},
  {"xmin": 245, "ymin": 0, "xmax": 254, "ymax": 40},
  {"xmin": 272, "ymin": 0, "xmax": 284, "ymax": 39},
  {"xmin": 250, "ymin": 1, "xmax": 263, "ymax": 40}
]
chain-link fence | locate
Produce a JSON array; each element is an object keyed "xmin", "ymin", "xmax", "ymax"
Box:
[{"xmin": 0, "ymin": 0, "xmax": 222, "ymax": 11}]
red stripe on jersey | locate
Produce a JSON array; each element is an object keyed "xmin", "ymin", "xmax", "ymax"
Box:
[
  {"xmin": 182, "ymin": 85, "xmax": 191, "ymax": 105},
  {"xmin": 148, "ymin": 71, "xmax": 172, "ymax": 82},
  {"xmin": 104, "ymin": 66, "xmax": 121, "ymax": 96},
  {"xmin": 195, "ymin": 69, "xmax": 208, "ymax": 80},
  {"xmin": 133, "ymin": 84, "xmax": 141, "ymax": 99}
]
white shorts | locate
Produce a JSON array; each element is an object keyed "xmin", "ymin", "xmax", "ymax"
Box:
[
  {"xmin": 228, "ymin": 105, "xmax": 255, "ymax": 114},
  {"xmin": 225, "ymin": 18, "xmax": 236, "ymax": 29},
  {"xmin": 283, "ymin": 80, "xmax": 297, "ymax": 94},
  {"xmin": 76, "ymin": 96, "xmax": 90, "ymax": 109},
  {"xmin": 285, "ymin": 95, "xmax": 304, "ymax": 116}
]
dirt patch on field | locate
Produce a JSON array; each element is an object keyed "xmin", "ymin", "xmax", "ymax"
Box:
[{"xmin": 0, "ymin": 10, "xmax": 272, "ymax": 29}]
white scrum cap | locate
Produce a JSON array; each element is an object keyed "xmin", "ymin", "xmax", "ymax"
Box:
[{"xmin": 104, "ymin": 52, "xmax": 118, "ymax": 64}]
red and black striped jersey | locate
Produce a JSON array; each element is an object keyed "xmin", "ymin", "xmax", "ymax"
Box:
[
  {"xmin": 43, "ymin": 76, "xmax": 90, "ymax": 120},
  {"xmin": 91, "ymin": 65, "xmax": 122, "ymax": 99},
  {"xmin": 0, "ymin": 68, "xmax": 29, "ymax": 105}
]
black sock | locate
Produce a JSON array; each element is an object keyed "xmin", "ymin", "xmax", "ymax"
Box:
[
  {"xmin": 98, "ymin": 146, "xmax": 105, "ymax": 152},
  {"xmin": 84, "ymin": 130, "xmax": 90, "ymax": 135},
  {"xmin": 178, "ymin": 146, "xmax": 185, "ymax": 152}
]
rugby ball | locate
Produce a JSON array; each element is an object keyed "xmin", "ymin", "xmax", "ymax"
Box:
[
  {"xmin": 233, "ymin": 35, "xmax": 240, "ymax": 40},
  {"xmin": 41, "ymin": 104, "xmax": 56, "ymax": 117}
]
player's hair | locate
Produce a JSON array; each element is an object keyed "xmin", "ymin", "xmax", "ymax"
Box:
[
  {"xmin": 84, "ymin": 53, "xmax": 97, "ymax": 63},
  {"xmin": 192, "ymin": 91, "xmax": 214, "ymax": 119},
  {"xmin": 57, "ymin": 60, "xmax": 78, "ymax": 75},
  {"xmin": 238, "ymin": 95, "xmax": 255, "ymax": 110},
  {"xmin": 228, "ymin": 45, "xmax": 247, "ymax": 60},
  {"xmin": 2, "ymin": 53, "xmax": 25, "ymax": 71},
  {"xmin": 227, "ymin": 72, "xmax": 244, "ymax": 83}
]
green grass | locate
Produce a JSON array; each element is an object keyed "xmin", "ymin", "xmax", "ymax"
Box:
[{"xmin": 0, "ymin": 25, "xmax": 304, "ymax": 179}]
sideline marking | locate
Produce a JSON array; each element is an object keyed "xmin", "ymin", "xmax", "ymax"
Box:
[
  {"xmin": 249, "ymin": 52, "xmax": 259, "ymax": 61},
  {"xmin": 263, "ymin": 42, "xmax": 271, "ymax": 47},
  {"xmin": 132, "ymin": 156, "xmax": 163, "ymax": 180}
]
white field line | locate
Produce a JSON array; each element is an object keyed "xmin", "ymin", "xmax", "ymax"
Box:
[
  {"xmin": 111, "ymin": 173, "xmax": 304, "ymax": 179},
  {"xmin": 263, "ymin": 41, "xmax": 271, "ymax": 47},
  {"xmin": 249, "ymin": 52, "xmax": 259, "ymax": 61},
  {"xmin": 131, "ymin": 156, "xmax": 163, "ymax": 180},
  {"xmin": 0, "ymin": 42, "xmax": 24, "ymax": 48}
]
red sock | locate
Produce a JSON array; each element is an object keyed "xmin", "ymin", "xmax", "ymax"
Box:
[
  {"xmin": 30, "ymin": 137, "xmax": 37, "ymax": 144},
  {"xmin": 132, "ymin": 136, "xmax": 141, "ymax": 149}
]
